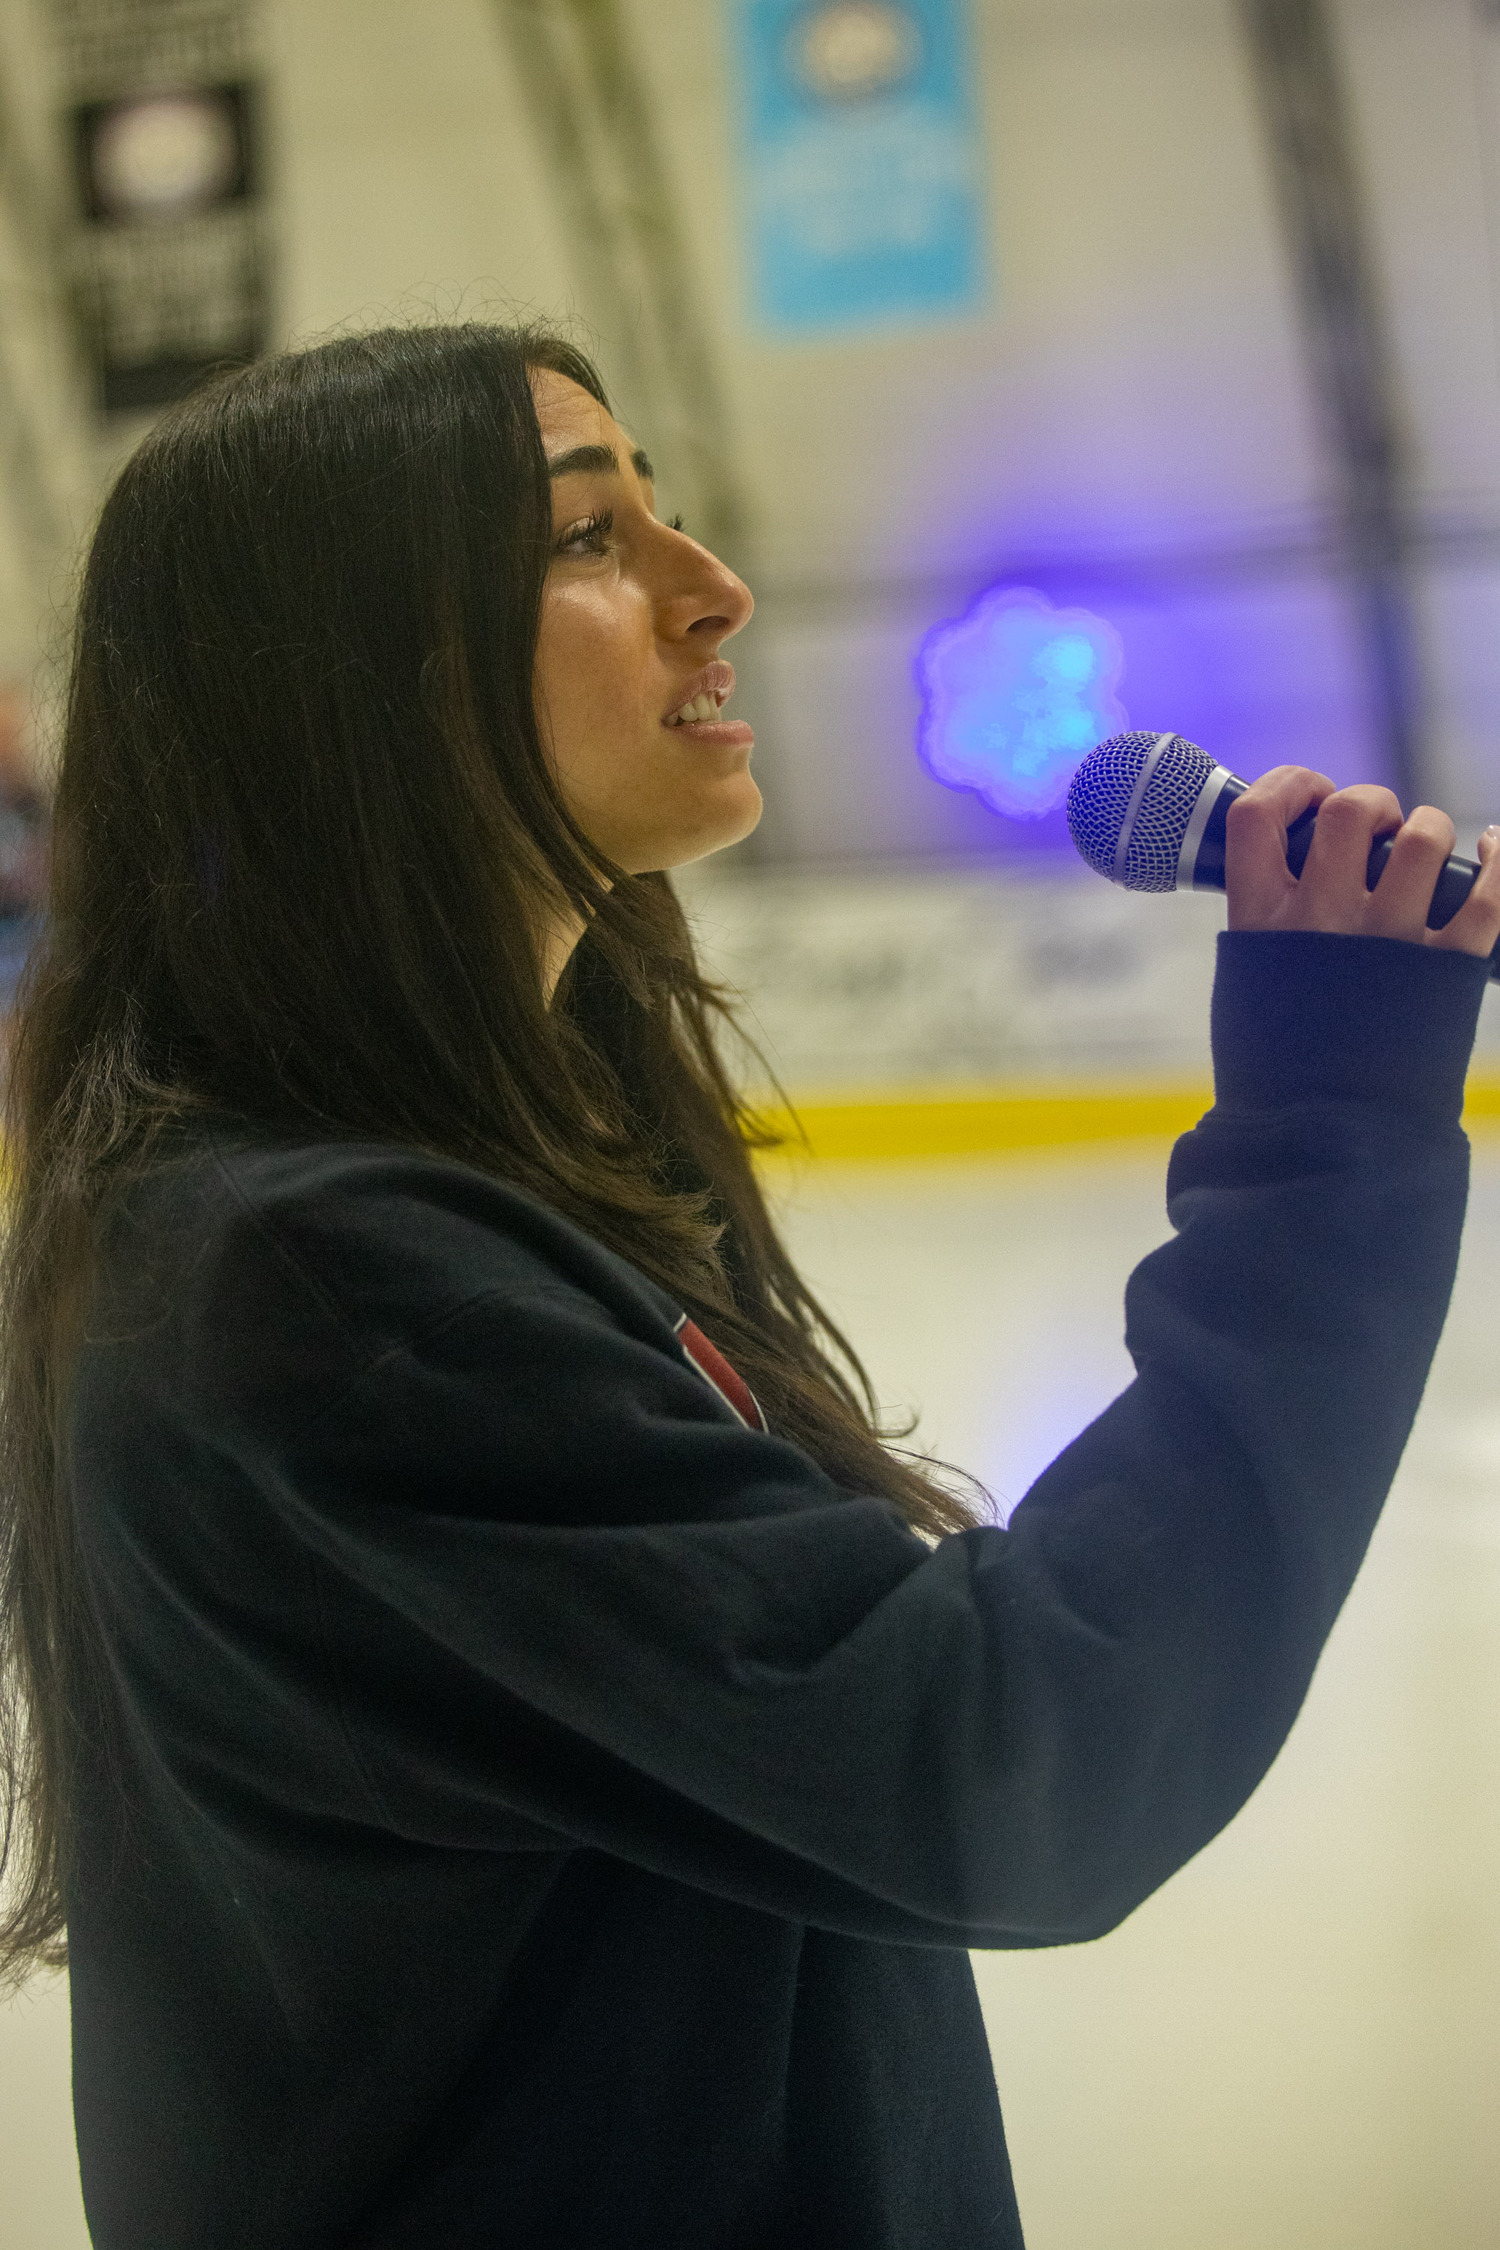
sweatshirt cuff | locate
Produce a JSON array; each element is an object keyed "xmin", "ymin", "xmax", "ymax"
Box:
[{"xmin": 1210, "ymin": 929, "xmax": 1488, "ymax": 1130}]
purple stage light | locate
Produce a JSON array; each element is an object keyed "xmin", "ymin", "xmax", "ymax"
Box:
[{"xmin": 915, "ymin": 586, "xmax": 1127, "ymax": 819}]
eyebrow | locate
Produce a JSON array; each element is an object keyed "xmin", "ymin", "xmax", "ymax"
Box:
[{"xmin": 546, "ymin": 442, "xmax": 655, "ymax": 482}]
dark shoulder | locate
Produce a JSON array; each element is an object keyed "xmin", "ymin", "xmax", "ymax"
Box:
[{"xmin": 89, "ymin": 1129, "xmax": 685, "ymax": 1425}]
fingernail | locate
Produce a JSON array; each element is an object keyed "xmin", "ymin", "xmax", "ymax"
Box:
[{"xmin": 1485, "ymin": 825, "xmax": 1500, "ymax": 843}]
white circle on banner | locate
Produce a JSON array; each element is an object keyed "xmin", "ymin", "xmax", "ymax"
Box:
[
  {"xmin": 787, "ymin": 1, "xmax": 923, "ymax": 103},
  {"xmin": 91, "ymin": 93, "xmax": 239, "ymax": 218}
]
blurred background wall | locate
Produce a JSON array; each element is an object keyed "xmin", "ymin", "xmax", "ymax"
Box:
[
  {"xmin": 9, "ymin": 0, "xmax": 1500, "ymax": 825},
  {"xmin": 7, "ymin": 0, "xmax": 1500, "ymax": 1084},
  {"xmin": 268, "ymin": 0, "xmax": 1500, "ymax": 854}
]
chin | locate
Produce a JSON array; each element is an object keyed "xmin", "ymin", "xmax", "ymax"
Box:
[{"xmin": 622, "ymin": 778, "xmax": 764, "ymax": 873}]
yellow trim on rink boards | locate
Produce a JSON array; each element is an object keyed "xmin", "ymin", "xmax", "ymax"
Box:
[
  {"xmin": 752, "ymin": 1074, "xmax": 1500, "ymax": 1163},
  {"xmin": 0, "ymin": 1077, "xmax": 1497, "ymax": 1182},
  {"xmin": 1462, "ymin": 1075, "xmax": 1500, "ymax": 1128}
]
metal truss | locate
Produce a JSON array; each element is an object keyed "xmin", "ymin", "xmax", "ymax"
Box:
[
  {"xmin": 489, "ymin": 0, "xmax": 750, "ymax": 564},
  {"xmin": 1237, "ymin": 0, "xmax": 1427, "ymax": 807},
  {"xmin": 0, "ymin": 9, "xmax": 92, "ymax": 620}
]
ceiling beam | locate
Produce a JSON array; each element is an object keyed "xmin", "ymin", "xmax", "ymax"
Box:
[
  {"xmin": 1237, "ymin": 0, "xmax": 1426, "ymax": 809},
  {"xmin": 0, "ymin": 17, "xmax": 91, "ymax": 588},
  {"xmin": 490, "ymin": 0, "xmax": 749, "ymax": 563}
]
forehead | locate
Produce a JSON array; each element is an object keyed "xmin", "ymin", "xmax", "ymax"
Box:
[{"xmin": 529, "ymin": 367, "xmax": 628, "ymax": 457}]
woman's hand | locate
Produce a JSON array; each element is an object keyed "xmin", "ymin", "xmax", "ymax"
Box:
[{"xmin": 1225, "ymin": 766, "xmax": 1500, "ymax": 961}]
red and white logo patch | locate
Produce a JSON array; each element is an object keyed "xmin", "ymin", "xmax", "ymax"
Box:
[{"xmin": 674, "ymin": 1314, "xmax": 767, "ymax": 1432}]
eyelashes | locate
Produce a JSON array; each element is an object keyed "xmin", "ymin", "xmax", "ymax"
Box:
[
  {"xmin": 556, "ymin": 507, "xmax": 613, "ymax": 556},
  {"xmin": 553, "ymin": 507, "xmax": 688, "ymax": 555}
]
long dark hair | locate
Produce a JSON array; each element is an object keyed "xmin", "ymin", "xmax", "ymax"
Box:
[{"xmin": 0, "ymin": 321, "xmax": 986, "ymax": 1986}]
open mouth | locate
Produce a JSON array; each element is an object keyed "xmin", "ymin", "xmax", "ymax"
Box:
[
  {"xmin": 662, "ymin": 660, "xmax": 737, "ymax": 727},
  {"xmin": 665, "ymin": 690, "xmax": 726, "ymax": 726}
]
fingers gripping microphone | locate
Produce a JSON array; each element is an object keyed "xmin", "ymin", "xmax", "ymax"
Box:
[{"xmin": 1066, "ymin": 731, "xmax": 1500, "ymax": 982}]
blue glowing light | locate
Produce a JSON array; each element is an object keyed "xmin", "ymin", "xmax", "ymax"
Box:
[{"xmin": 914, "ymin": 587, "xmax": 1127, "ymax": 819}]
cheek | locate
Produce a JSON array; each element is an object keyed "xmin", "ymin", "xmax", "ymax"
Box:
[
  {"xmin": 533, "ymin": 633, "xmax": 642, "ymax": 845},
  {"xmin": 535, "ymin": 586, "xmax": 648, "ymax": 752}
]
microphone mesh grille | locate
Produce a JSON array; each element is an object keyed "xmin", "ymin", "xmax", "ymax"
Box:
[
  {"xmin": 1065, "ymin": 732, "xmax": 1168, "ymax": 878},
  {"xmin": 1067, "ymin": 731, "xmax": 1217, "ymax": 891},
  {"xmin": 1120, "ymin": 735, "xmax": 1216, "ymax": 891}
]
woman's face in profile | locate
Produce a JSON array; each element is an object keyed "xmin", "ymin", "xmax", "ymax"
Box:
[{"xmin": 531, "ymin": 367, "xmax": 762, "ymax": 873}]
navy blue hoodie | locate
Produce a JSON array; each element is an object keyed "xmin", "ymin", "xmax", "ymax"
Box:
[{"xmin": 64, "ymin": 930, "xmax": 1487, "ymax": 2248}]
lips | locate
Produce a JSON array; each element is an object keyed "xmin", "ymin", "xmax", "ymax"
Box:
[{"xmin": 663, "ymin": 659, "xmax": 736, "ymax": 726}]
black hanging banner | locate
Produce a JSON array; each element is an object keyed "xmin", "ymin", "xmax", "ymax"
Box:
[{"xmin": 52, "ymin": 0, "xmax": 267, "ymax": 412}]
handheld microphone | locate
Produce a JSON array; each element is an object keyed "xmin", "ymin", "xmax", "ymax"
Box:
[{"xmin": 1065, "ymin": 731, "xmax": 1500, "ymax": 983}]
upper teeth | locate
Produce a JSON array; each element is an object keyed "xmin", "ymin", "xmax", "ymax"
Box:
[{"xmin": 670, "ymin": 692, "xmax": 721, "ymax": 725}]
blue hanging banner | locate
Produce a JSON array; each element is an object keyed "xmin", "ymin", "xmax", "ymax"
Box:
[{"xmin": 732, "ymin": 0, "xmax": 986, "ymax": 334}]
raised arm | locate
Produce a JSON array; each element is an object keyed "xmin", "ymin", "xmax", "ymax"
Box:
[{"xmin": 81, "ymin": 783, "xmax": 1498, "ymax": 1950}]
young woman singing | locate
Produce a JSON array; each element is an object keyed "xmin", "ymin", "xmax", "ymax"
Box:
[{"xmin": 2, "ymin": 323, "xmax": 1497, "ymax": 2249}]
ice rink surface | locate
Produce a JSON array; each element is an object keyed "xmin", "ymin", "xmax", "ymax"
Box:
[{"xmin": 3, "ymin": 1137, "xmax": 1498, "ymax": 2250}]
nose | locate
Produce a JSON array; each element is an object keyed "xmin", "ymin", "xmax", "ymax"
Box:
[{"xmin": 663, "ymin": 535, "xmax": 754, "ymax": 645}]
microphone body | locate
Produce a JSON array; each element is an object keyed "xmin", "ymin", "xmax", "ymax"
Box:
[{"xmin": 1066, "ymin": 731, "xmax": 1500, "ymax": 983}]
